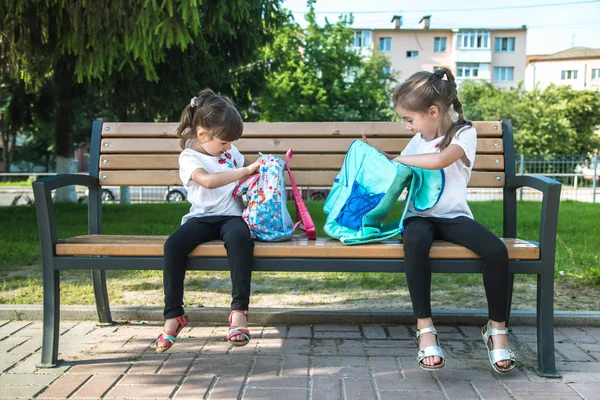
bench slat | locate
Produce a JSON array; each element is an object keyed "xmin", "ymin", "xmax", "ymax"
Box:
[
  {"xmin": 100, "ymin": 138, "xmax": 504, "ymax": 154},
  {"xmin": 56, "ymin": 236, "xmax": 538, "ymax": 259},
  {"xmin": 101, "ymin": 121, "xmax": 503, "ymax": 138},
  {"xmin": 99, "ymin": 154, "xmax": 505, "ymax": 171},
  {"xmin": 98, "ymin": 170, "xmax": 505, "ymax": 187}
]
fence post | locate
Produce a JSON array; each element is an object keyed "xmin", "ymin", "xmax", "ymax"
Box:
[
  {"xmin": 593, "ymin": 153, "xmax": 598, "ymax": 204},
  {"xmin": 519, "ymin": 154, "xmax": 525, "ymax": 201}
]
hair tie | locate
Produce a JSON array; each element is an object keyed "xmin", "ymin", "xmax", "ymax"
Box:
[
  {"xmin": 434, "ymin": 69, "xmax": 445, "ymax": 79},
  {"xmin": 190, "ymin": 97, "xmax": 198, "ymax": 109}
]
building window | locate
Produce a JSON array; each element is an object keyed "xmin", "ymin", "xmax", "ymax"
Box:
[
  {"xmin": 456, "ymin": 63, "xmax": 479, "ymax": 78},
  {"xmin": 379, "ymin": 37, "xmax": 391, "ymax": 52},
  {"xmin": 494, "ymin": 67, "xmax": 514, "ymax": 82},
  {"xmin": 353, "ymin": 30, "xmax": 372, "ymax": 48},
  {"xmin": 592, "ymin": 69, "xmax": 600, "ymax": 80},
  {"xmin": 434, "ymin": 37, "xmax": 447, "ymax": 52},
  {"xmin": 406, "ymin": 51, "xmax": 419, "ymax": 58},
  {"xmin": 383, "ymin": 66, "xmax": 391, "ymax": 74},
  {"xmin": 494, "ymin": 37, "xmax": 515, "ymax": 52},
  {"xmin": 561, "ymin": 70, "xmax": 578, "ymax": 80},
  {"xmin": 457, "ymin": 31, "xmax": 489, "ymax": 49}
]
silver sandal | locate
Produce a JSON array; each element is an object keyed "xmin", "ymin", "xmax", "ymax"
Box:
[
  {"xmin": 482, "ymin": 320, "xmax": 516, "ymax": 374},
  {"xmin": 416, "ymin": 326, "xmax": 446, "ymax": 370}
]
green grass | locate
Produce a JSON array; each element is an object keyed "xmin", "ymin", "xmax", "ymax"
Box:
[
  {"xmin": 0, "ymin": 179, "xmax": 35, "ymax": 187},
  {"xmin": 0, "ymin": 200, "xmax": 599, "ymax": 306}
]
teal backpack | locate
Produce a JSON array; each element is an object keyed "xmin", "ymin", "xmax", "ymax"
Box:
[{"xmin": 323, "ymin": 140, "xmax": 445, "ymax": 245}]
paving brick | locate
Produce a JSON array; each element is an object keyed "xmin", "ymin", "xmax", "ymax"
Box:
[
  {"xmin": 243, "ymin": 388, "xmax": 308, "ymax": 400},
  {"xmin": 36, "ymin": 373, "xmax": 89, "ymax": 398},
  {"xmin": 312, "ymin": 365, "xmax": 370, "ymax": 378},
  {"xmin": 314, "ymin": 331, "xmax": 362, "ymax": 340},
  {"xmin": 338, "ymin": 340, "xmax": 367, "ymax": 356},
  {"xmin": 470, "ymin": 380, "xmax": 513, "ymax": 399},
  {"xmin": 570, "ymin": 383, "xmax": 600, "ymax": 399},
  {"xmin": 560, "ymin": 371, "xmax": 600, "ymax": 383},
  {"xmin": 0, "ymin": 363, "xmax": 15, "ymax": 373},
  {"xmin": 257, "ymin": 338, "xmax": 284, "ymax": 353},
  {"xmin": 559, "ymin": 328, "xmax": 598, "ymax": 344},
  {"xmin": 0, "ymin": 322, "xmax": 32, "ymax": 338},
  {"xmin": 433, "ymin": 368, "xmax": 495, "ymax": 381},
  {"xmin": 370, "ymin": 357, "xmax": 401, "ymax": 378},
  {"xmin": 252, "ymin": 355, "xmax": 280, "ymax": 376},
  {"xmin": 312, "ymin": 356, "xmax": 368, "ymax": 367},
  {"xmin": 0, "ymin": 373, "xmax": 58, "ymax": 386},
  {"xmin": 343, "ymin": 377, "xmax": 377, "ymax": 400},
  {"xmin": 204, "ymin": 376, "xmax": 244, "ymax": 399},
  {"xmin": 310, "ymin": 340, "xmax": 338, "ymax": 356},
  {"xmin": 246, "ymin": 376, "xmax": 308, "ymax": 388},
  {"xmin": 190, "ymin": 356, "xmax": 252, "ymax": 376},
  {"xmin": 159, "ymin": 354, "xmax": 195, "ymax": 375},
  {"xmin": 362, "ymin": 326, "xmax": 386, "ymax": 339},
  {"xmin": 0, "ymin": 384, "xmax": 46, "ymax": 399},
  {"xmin": 128, "ymin": 354, "xmax": 169, "ymax": 374},
  {"xmin": 288, "ymin": 326, "xmax": 312, "ymax": 338},
  {"xmin": 260, "ymin": 326, "xmax": 288, "ymax": 339},
  {"xmin": 438, "ymin": 380, "xmax": 480, "ymax": 399},
  {"xmin": 379, "ymin": 390, "xmax": 445, "ymax": 399},
  {"xmin": 387, "ymin": 325, "xmax": 412, "ymax": 340},
  {"xmin": 172, "ymin": 374, "xmax": 213, "ymax": 399},
  {"xmin": 281, "ymin": 355, "xmax": 309, "ymax": 376},
  {"xmin": 504, "ymin": 381, "xmax": 578, "ymax": 395},
  {"xmin": 314, "ymin": 325, "xmax": 360, "ymax": 332},
  {"xmin": 581, "ymin": 328, "xmax": 600, "ymax": 341},
  {"xmin": 312, "ymin": 377, "xmax": 342, "ymax": 400},
  {"xmin": 375, "ymin": 377, "xmax": 439, "ymax": 392},
  {"xmin": 556, "ymin": 361, "xmax": 600, "ymax": 372},
  {"xmin": 70, "ymin": 373, "xmax": 121, "ymax": 399},
  {"xmin": 105, "ymin": 383, "xmax": 176, "ymax": 399}
]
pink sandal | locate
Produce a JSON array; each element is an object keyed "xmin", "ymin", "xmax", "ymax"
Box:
[
  {"xmin": 154, "ymin": 314, "xmax": 188, "ymax": 353},
  {"xmin": 227, "ymin": 310, "xmax": 251, "ymax": 347}
]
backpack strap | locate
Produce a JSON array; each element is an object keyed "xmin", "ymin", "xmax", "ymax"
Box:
[{"xmin": 285, "ymin": 149, "xmax": 317, "ymax": 240}]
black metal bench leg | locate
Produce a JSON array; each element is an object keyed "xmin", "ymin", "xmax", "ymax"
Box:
[
  {"xmin": 535, "ymin": 271, "xmax": 561, "ymax": 378},
  {"xmin": 38, "ymin": 269, "xmax": 60, "ymax": 368},
  {"xmin": 92, "ymin": 270, "xmax": 114, "ymax": 325}
]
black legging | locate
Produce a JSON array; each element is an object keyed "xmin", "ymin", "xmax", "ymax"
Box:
[
  {"xmin": 402, "ymin": 216, "xmax": 509, "ymax": 322},
  {"xmin": 163, "ymin": 215, "xmax": 254, "ymax": 319}
]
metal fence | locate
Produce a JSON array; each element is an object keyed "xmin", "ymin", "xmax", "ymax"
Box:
[{"xmin": 1, "ymin": 154, "xmax": 598, "ymax": 205}]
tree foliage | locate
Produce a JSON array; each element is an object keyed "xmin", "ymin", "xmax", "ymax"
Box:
[
  {"xmin": 256, "ymin": 2, "xmax": 395, "ymax": 122},
  {"xmin": 460, "ymin": 81, "xmax": 600, "ymax": 154}
]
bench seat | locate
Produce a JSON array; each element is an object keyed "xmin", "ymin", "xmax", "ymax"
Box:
[{"xmin": 56, "ymin": 235, "xmax": 540, "ymax": 259}]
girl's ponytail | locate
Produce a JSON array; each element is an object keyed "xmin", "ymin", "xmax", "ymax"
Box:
[{"xmin": 175, "ymin": 89, "xmax": 243, "ymax": 150}]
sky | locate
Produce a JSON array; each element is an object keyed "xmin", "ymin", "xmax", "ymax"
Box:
[{"xmin": 282, "ymin": 0, "xmax": 600, "ymax": 55}]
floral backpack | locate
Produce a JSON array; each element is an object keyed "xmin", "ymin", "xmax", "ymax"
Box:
[{"xmin": 233, "ymin": 150, "xmax": 316, "ymax": 242}]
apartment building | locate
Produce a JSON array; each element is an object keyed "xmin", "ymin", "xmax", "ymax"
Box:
[
  {"xmin": 525, "ymin": 47, "xmax": 600, "ymax": 91},
  {"xmin": 354, "ymin": 16, "xmax": 527, "ymax": 88}
]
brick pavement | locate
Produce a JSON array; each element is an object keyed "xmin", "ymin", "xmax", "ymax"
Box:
[{"xmin": 1, "ymin": 320, "xmax": 600, "ymax": 399}]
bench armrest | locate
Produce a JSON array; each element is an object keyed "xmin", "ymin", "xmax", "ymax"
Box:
[
  {"xmin": 32, "ymin": 174, "xmax": 102, "ymax": 253},
  {"xmin": 505, "ymin": 175, "xmax": 562, "ymax": 263}
]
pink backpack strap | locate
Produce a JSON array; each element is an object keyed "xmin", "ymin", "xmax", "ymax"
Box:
[{"xmin": 286, "ymin": 149, "xmax": 316, "ymax": 240}]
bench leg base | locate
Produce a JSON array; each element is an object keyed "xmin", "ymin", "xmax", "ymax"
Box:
[
  {"xmin": 36, "ymin": 360, "xmax": 61, "ymax": 369},
  {"xmin": 533, "ymin": 368, "xmax": 561, "ymax": 379}
]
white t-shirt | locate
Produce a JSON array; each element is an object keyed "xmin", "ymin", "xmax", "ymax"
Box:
[
  {"xmin": 401, "ymin": 126, "xmax": 477, "ymax": 219},
  {"xmin": 178, "ymin": 146, "xmax": 246, "ymax": 224}
]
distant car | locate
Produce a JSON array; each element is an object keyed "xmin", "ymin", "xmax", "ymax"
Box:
[{"xmin": 166, "ymin": 186, "xmax": 188, "ymax": 202}]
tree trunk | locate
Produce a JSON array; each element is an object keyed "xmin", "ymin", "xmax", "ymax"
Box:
[{"xmin": 53, "ymin": 56, "xmax": 78, "ymax": 203}]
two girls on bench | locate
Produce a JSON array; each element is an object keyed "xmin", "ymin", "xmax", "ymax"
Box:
[
  {"xmin": 154, "ymin": 89, "xmax": 261, "ymax": 352},
  {"xmin": 364, "ymin": 68, "xmax": 515, "ymax": 374}
]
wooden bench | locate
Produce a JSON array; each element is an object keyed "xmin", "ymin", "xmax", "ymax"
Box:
[{"xmin": 33, "ymin": 119, "xmax": 561, "ymax": 377}]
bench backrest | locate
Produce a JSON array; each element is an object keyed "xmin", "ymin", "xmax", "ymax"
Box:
[{"xmin": 90, "ymin": 121, "xmax": 515, "ymax": 189}]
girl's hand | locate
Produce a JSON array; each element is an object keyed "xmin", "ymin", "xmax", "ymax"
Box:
[
  {"xmin": 360, "ymin": 132, "xmax": 369, "ymax": 144},
  {"xmin": 245, "ymin": 158, "xmax": 261, "ymax": 175}
]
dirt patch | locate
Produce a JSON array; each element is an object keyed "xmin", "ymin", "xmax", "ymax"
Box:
[{"xmin": 2, "ymin": 267, "xmax": 600, "ymax": 312}]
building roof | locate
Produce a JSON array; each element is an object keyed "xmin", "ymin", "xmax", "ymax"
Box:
[{"xmin": 528, "ymin": 47, "xmax": 600, "ymax": 63}]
